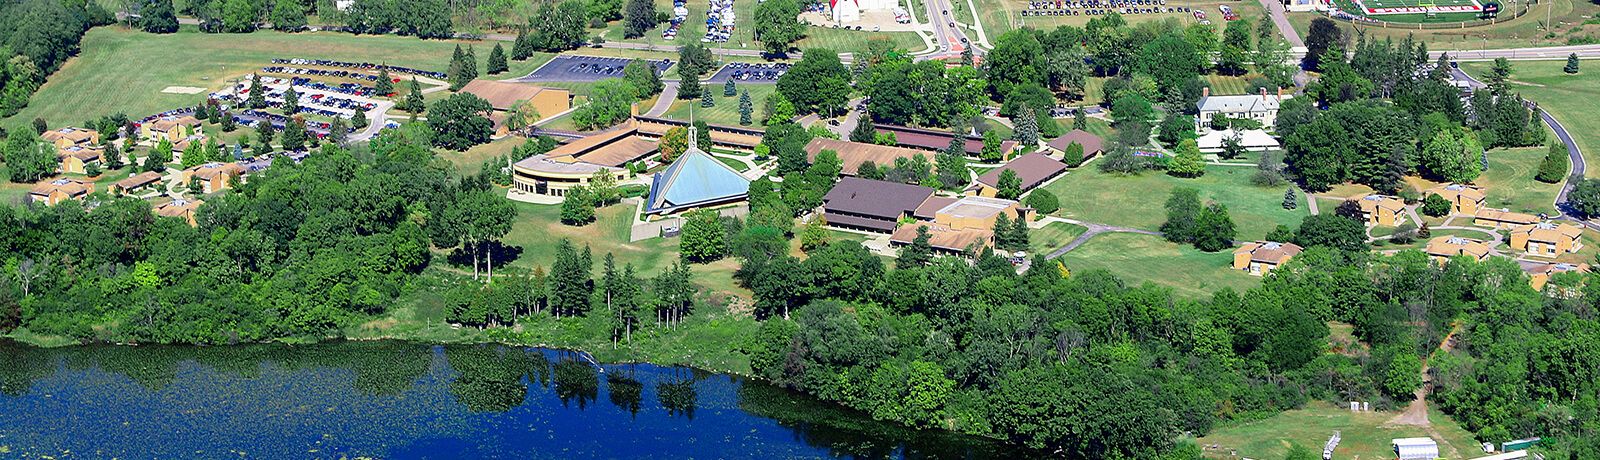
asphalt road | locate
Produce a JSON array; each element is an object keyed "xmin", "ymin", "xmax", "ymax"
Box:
[{"xmin": 1453, "ymin": 63, "xmax": 1593, "ymax": 226}]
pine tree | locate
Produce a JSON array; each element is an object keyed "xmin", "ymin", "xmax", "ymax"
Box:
[
  {"xmin": 327, "ymin": 118, "xmax": 349, "ymax": 146},
  {"xmin": 701, "ymin": 89, "xmax": 715, "ymax": 108},
  {"xmin": 897, "ymin": 225, "xmax": 934, "ymax": 268},
  {"xmin": 405, "ymin": 78, "xmax": 426, "ymax": 117},
  {"xmin": 1566, "ymin": 53, "xmax": 1581, "ymax": 74},
  {"xmin": 738, "ymin": 90, "xmax": 753, "ymax": 126},
  {"xmin": 375, "ymin": 67, "xmax": 393, "ymax": 96},
  {"xmin": 849, "ymin": 118, "xmax": 877, "ymax": 143},
  {"xmin": 679, "ymin": 73, "xmax": 702, "ymax": 100},
  {"xmin": 1073, "ymin": 106, "xmax": 1088, "ymax": 131},
  {"xmin": 724, "ymin": 78, "xmax": 737, "ymax": 97},
  {"xmin": 221, "ymin": 112, "xmax": 237, "ymax": 132},
  {"xmin": 1013, "ymin": 103, "xmax": 1040, "ymax": 146},
  {"xmin": 1283, "ymin": 186, "xmax": 1298, "ymax": 210},
  {"xmin": 282, "ymin": 86, "xmax": 300, "ymax": 116},
  {"xmin": 464, "ymin": 46, "xmax": 478, "ymax": 81},
  {"xmin": 512, "ymin": 28, "xmax": 533, "ymax": 60},
  {"xmin": 488, "ymin": 43, "xmax": 509, "ymax": 75},
  {"xmin": 247, "ymin": 73, "xmax": 267, "ymax": 109},
  {"xmin": 961, "ymin": 47, "xmax": 974, "ymax": 67},
  {"xmin": 351, "ymin": 107, "xmax": 369, "ymax": 129}
]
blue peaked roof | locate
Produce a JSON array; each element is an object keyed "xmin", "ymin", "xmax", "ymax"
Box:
[{"xmin": 646, "ymin": 143, "xmax": 750, "ymax": 214}]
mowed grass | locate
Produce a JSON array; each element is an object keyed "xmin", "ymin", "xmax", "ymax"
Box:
[
  {"xmin": 11, "ymin": 26, "xmax": 541, "ymax": 132},
  {"xmin": 1054, "ymin": 232, "xmax": 1260, "ymax": 298},
  {"xmin": 1461, "ymin": 60, "xmax": 1598, "ymax": 176},
  {"xmin": 1475, "ymin": 146, "xmax": 1562, "ymax": 215},
  {"xmin": 972, "ymin": 0, "xmax": 1266, "ymax": 41},
  {"xmin": 1197, "ymin": 402, "xmax": 1482, "ymax": 460},
  {"xmin": 661, "ymin": 83, "xmax": 776, "ymax": 126},
  {"xmin": 794, "ymin": 28, "xmax": 929, "ymax": 54},
  {"xmin": 446, "ymin": 137, "xmax": 524, "ymax": 176},
  {"xmin": 500, "ymin": 202, "xmax": 682, "ymax": 277},
  {"xmin": 1284, "ymin": 0, "xmax": 1593, "ymax": 51},
  {"xmin": 1031, "ymin": 222, "xmax": 1088, "ymax": 254},
  {"xmin": 1043, "ymin": 164, "xmax": 1311, "ymax": 240}
]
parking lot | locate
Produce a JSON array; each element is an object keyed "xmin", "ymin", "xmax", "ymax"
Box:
[
  {"xmin": 514, "ymin": 55, "xmax": 675, "ymax": 83},
  {"xmin": 706, "ymin": 62, "xmax": 790, "ymax": 84}
]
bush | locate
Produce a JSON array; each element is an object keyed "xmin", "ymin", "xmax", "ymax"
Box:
[
  {"xmin": 1536, "ymin": 142, "xmax": 1570, "ymax": 183},
  {"xmin": 1420, "ymin": 193, "xmax": 1452, "ymax": 217},
  {"xmin": 1025, "ymin": 189, "xmax": 1060, "ymax": 215}
]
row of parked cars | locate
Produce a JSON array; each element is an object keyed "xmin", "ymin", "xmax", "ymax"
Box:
[
  {"xmin": 570, "ymin": 62, "xmax": 625, "ymax": 75},
  {"xmin": 1024, "ymin": 6, "xmax": 1187, "ymax": 15},
  {"xmin": 269, "ymin": 59, "xmax": 447, "ymax": 80},
  {"xmin": 260, "ymin": 66, "xmax": 398, "ymax": 84},
  {"xmin": 1029, "ymin": 0, "xmax": 1164, "ymax": 8},
  {"xmin": 236, "ymin": 109, "xmax": 344, "ymax": 136},
  {"xmin": 723, "ymin": 62, "xmax": 788, "ymax": 81}
]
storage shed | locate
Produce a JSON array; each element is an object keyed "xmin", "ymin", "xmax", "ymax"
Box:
[{"xmin": 1393, "ymin": 437, "xmax": 1439, "ymax": 460}]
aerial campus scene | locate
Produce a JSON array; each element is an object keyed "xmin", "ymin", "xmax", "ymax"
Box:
[{"xmin": 1, "ymin": 0, "xmax": 1599, "ymax": 458}]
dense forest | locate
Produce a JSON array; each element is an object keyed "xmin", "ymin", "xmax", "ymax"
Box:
[{"xmin": 0, "ymin": 0, "xmax": 111, "ymax": 117}]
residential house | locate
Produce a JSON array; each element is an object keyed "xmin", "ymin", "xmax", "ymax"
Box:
[
  {"xmin": 645, "ymin": 127, "xmax": 750, "ymax": 215},
  {"xmin": 112, "ymin": 171, "xmax": 163, "ymax": 195},
  {"xmin": 142, "ymin": 115, "xmax": 204, "ymax": 145},
  {"xmin": 1526, "ymin": 262, "xmax": 1589, "ymax": 293},
  {"xmin": 182, "ymin": 162, "xmax": 245, "ymax": 194},
  {"xmin": 1350, "ymin": 193, "xmax": 1407, "ymax": 226},
  {"xmin": 803, "ymin": 138, "xmax": 932, "ymax": 176},
  {"xmin": 459, "ymin": 80, "xmax": 570, "ymax": 136},
  {"xmin": 57, "ymin": 145, "xmax": 104, "ymax": 175},
  {"xmin": 1044, "ymin": 129, "xmax": 1105, "ymax": 163},
  {"xmin": 820, "ymin": 177, "xmax": 936, "ymax": 233},
  {"xmin": 512, "ymin": 120, "xmax": 657, "ymax": 198},
  {"xmin": 967, "ymin": 152, "xmax": 1069, "ymax": 198},
  {"xmin": 1473, "ymin": 208, "xmax": 1540, "ymax": 228},
  {"xmin": 28, "ymin": 178, "xmax": 95, "ymax": 205},
  {"xmin": 40, "ymin": 127, "xmax": 99, "ymax": 150},
  {"xmin": 1424, "ymin": 236, "xmax": 1492, "ymax": 264},
  {"xmin": 154, "ymin": 198, "xmax": 205, "ymax": 226},
  {"xmin": 1509, "ymin": 222, "xmax": 1584, "ymax": 257},
  {"xmin": 1194, "ymin": 87, "xmax": 1289, "ymax": 130},
  {"xmin": 1425, "ymin": 183, "xmax": 1487, "ymax": 216},
  {"xmin": 891, "ymin": 195, "xmax": 1033, "ymax": 255},
  {"xmin": 1231, "ymin": 241, "xmax": 1303, "ymax": 276}
]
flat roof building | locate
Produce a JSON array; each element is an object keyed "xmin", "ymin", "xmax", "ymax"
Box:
[
  {"xmin": 29, "ymin": 177, "xmax": 95, "ymax": 206},
  {"xmin": 1232, "ymin": 241, "xmax": 1303, "ymax": 276},
  {"xmin": 512, "ymin": 120, "xmax": 658, "ymax": 198},
  {"xmin": 460, "ymin": 80, "xmax": 571, "ymax": 136},
  {"xmin": 1425, "ymin": 236, "xmax": 1492, "ymax": 263},
  {"xmin": 1510, "ymin": 221, "xmax": 1584, "ymax": 257}
]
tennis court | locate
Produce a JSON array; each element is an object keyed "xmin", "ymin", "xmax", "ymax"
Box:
[{"xmin": 1333, "ymin": 0, "xmax": 1481, "ymax": 15}]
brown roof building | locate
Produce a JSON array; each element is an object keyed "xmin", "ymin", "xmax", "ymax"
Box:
[
  {"xmin": 1425, "ymin": 236, "xmax": 1493, "ymax": 263},
  {"xmin": 29, "ymin": 178, "xmax": 95, "ymax": 205},
  {"xmin": 1044, "ymin": 129, "xmax": 1105, "ymax": 162},
  {"xmin": 873, "ymin": 124, "xmax": 1019, "ymax": 156},
  {"xmin": 890, "ymin": 223, "xmax": 994, "ymax": 255},
  {"xmin": 154, "ymin": 198, "xmax": 204, "ymax": 226},
  {"xmin": 1473, "ymin": 208, "xmax": 1540, "ymax": 228},
  {"xmin": 1425, "ymin": 183, "xmax": 1487, "ymax": 216},
  {"xmin": 459, "ymin": 80, "xmax": 571, "ymax": 136},
  {"xmin": 968, "ymin": 152, "xmax": 1068, "ymax": 198},
  {"xmin": 1510, "ymin": 222, "xmax": 1584, "ymax": 257},
  {"xmin": 113, "ymin": 171, "xmax": 163, "ymax": 195},
  {"xmin": 1349, "ymin": 193, "xmax": 1407, "ymax": 227},
  {"xmin": 182, "ymin": 162, "xmax": 245, "ymax": 194},
  {"xmin": 803, "ymin": 138, "xmax": 931, "ymax": 176},
  {"xmin": 637, "ymin": 117, "xmax": 763, "ymax": 150},
  {"xmin": 57, "ymin": 145, "xmax": 104, "ymax": 175},
  {"xmin": 890, "ymin": 195, "xmax": 1031, "ymax": 255},
  {"xmin": 40, "ymin": 126, "xmax": 99, "ymax": 150},
  {"xmin": 1527, "ymin": 262, "xmax": 1590, "ymax": 293},
  {"xmin": 1232, "ymin": 241, "xmax": 1303, "ymax": 276},
  {"xmin": 512, "ymin": 120, "xmax": 657, "ymax": 198},
  {"xmin": 143, "ymin": 116, "xmax": 204, "ymax": 144},
  {"xmin": 820, "ymin": 177, "xmax": 936, "ymax": 233}
]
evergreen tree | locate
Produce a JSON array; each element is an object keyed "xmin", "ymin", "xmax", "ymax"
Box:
[
  {"xmin": 1013, "ymin": 103, "xmax": 1040, "ymax": 146},
  {"xmin": 701, "ymin": 88, "xmax": 715, "ymax": 108},
  {"xmin": 221, "ymin": 111, "xmax": 237, "ymax": 132},
  {"xmin": 961, "ymin": 46, "xmax": 974, "ymax": 67},
  {"xmin": 375, "ymin": 67, "xmax": 393, "ymax": 96},
  {"xmin": 1567, "ymin": 53, "xmax": 1581, "ymax": 74},
  {"xmin": 327, "ymin": 118, "xmax": 349, "ymax": 146},
  {"xmin": 405, "ymin": 78, "xmax": 427, "ymax": 117},
  {"xmin": 849, "ymin": 118, "xmax": 877, "ymax": 143},
  {"xmin": 512, "ymin": 28, "xmax": 534, "ymax": 60},
  {"xmin": 897, "ymin": 225, "xmax": 934, "ymax": 268},
  {"xmin": 1168, "ymin": 139, "xmax": 1206, "ymax": 177},
  {"xmin": 247, "ymin": 74, "xmax": 267, "ymax": 109},
  {"xmin": 1160, "ymin": 187, "xmax": 1202, "ymax": 243},
  {"xmin": 351, "ymin": 107, "xmax": 369, "ymax": 129},
  {"xmin": 1010, "ymin": 213, "xmax": 1030, "ymax": 252},
  {"xmin": 679, "ymin": 73, "xmax": 702, "ymax": 100},
  {"xmin": 282, "ymin": 86, "xmax": 299, "ymax": 116},
  {"xmin": 1283, "ymin": 186, "xmax": 1298, "ymax": 210},
  {"xmin": 724, "ymin": 79, "xmax": 737, "ymax": 97},
  {"xmin": 487, "ymin": 43, "xmax": 509, "ymax": 75},
  {"xmin": 104, "ymin": 141, "xmax": 123, "ymax": 170},
  {"xmin": 738, "ymin": 90, "xmax": 754, "ymax": 126},
  {"xmin": 1073, "ymin": 106, "xmax": 1087, "ymax": 131},
  {"xmin": 1536, "ymin": 142, "xmax": 1570, "ymax": 183},
  {"xmin": 280, "ymin": 118, "xmax": 308, "ymax": 151}
]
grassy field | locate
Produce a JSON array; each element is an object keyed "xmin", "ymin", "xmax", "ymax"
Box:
[
  {"xmin": 1031, "ymin": 222, "xmax": 1089, "ymax": 254},
  {"xmin": 1285, "ymin": 0, "xmax": 1596, "ymax": 51},
  {"xmin": 9, "ymin": 26, "xmax": 546, "ymax": 133},
  {"xmin": 1461, "ymin": 60, "xmax": 1599, "ymax": 178},
  {"xmin": 794, "ymin": 28, "xmax": 929, "ymax": 53},
  {"xmin": 499, "ymin": 201, "xmax": 683, "ymax": 276},
  {"xmin": 660, "ymin": 83, "xmax": 776, "ymax": 125},
  {"xmin": 598, "ymin": 0, "xmax": 929, "ymax": 54},
  {"xmin": 1055, "ymin": 232, "xmax": 1261, "ymax": 298},
  {"xmin": 972, "ymin": 0, "xmax": 1266, "ymax": 42},
  {"xmin": 1042, "ymin": 164, "xmax": 1311, "ymax": 241},
  {"xmin": 1198, "ymin": 402, "xmax": 1482, "ymax": 460}
]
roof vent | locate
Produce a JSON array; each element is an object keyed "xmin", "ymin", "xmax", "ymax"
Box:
[
  {"xmin": 1261, "ymin": 242, "xmax": 1282, "ymax": 250},
  {"xmin": 1444, "ymin": 184, "xmax": 1464, "ymax": 191},
  {"xmin": 1446, "ymin": 237, "xmax": 1468, "ymax": 245}
]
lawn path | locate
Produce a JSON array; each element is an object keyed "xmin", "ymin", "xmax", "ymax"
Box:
[{"xmin": 1041, "ymin": 217, "xmax": 1164, "ymax": 259}]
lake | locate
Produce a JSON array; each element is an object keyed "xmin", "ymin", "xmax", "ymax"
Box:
[{"xmin": 0, "ymin": 339, "xmax": 1041, "ymax": 459}]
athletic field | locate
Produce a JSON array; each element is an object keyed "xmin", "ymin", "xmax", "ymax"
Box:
[{"xmin": 1333, "ymin": 0, "xmax": 1481, "ymax": 15}]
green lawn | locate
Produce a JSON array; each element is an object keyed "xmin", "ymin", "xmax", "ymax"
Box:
[
  {"xmin": 1042, "ymin": 164, "xmax": 1311, "ymax": 241},
  {"xmin": 9, "ymin": 26, "xmax": 539, "ymax": 133},
  {"xmin": 1473, "ymin": 146, "xmax": 1563, "ymax": 216},
  {"xmin": 1461, "ymin": 61, "xmax": 1598, "ymax": 187},
  {"xmin": 1198, "ymin": 402, "xmax": 1482, "ymax": 460},
  {"xmin": 499, "ymin": 201, "xmax": 682, "ymax": 277},
  {"xmin": 660, "ymin": 83, "xmax": 776, "ymax": 126},
  {"xmin": 715, "ymin": 155, "xmax": 751, "ymax": 172},
  {"xmin": 1031, "ymin": 222, "xmax": 1088, "ymax": 254},
  {"xmin": 1055, "ymin": 232, "xmax": 1261, "ymax": 299},
  {"xmin": 972, "ymin": 0, "xmax": 1265, "ymax": 43},
  {"xmin": 1284, "ymin": 0, "xmax": 1593, "ymax": 51},
  {"xmin": 793, "ymin": 28, "xmax": 928, "ymax": 54}
]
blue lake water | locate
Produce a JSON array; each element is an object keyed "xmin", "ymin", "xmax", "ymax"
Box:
[{"xmin": 0, "ymin": 339, "xmax": 1040, "ymax": 459}]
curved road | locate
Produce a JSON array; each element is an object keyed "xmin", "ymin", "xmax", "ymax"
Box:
[{"xmin": 1451, "ymin": 66, "xmax": 1588, "ymax": 217}]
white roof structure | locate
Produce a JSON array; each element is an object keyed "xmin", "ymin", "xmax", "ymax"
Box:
[
  {"xmin": 1196, "ymin": 129, "xmax": 1280, "ymax": 153},
  {"xmin": 1197, "ymin": 93, "xmax": 1285, "ymax": 113},
  {"xmin": 1393, "ymin": 437, "xmax": 1439, "ymax": 460}
]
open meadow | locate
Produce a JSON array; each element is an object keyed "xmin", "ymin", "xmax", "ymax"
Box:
[
  {"xmin": 1285, "ymin": 0, "xmax": 1598, "ymax": 51},
  {"xmin": 1461, "ymin": 60, "xmax": 1600, "ymax": 175},
  {"xmin": 1053, "ymin": 232, "xmax": 1262, "ymax": 298},
  {"xmin": 1041, "ymin": 163, "xmax": 1311, "ymax": 240},
  {"xmin": 1198, "ymin": 402, "xmax": 1483, "ymax": 460}
]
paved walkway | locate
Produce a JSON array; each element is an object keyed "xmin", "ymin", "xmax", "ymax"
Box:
[
  {"xmin": 1256, "ymin": 0, "xmax": 1305, "ymax": 49},
  {"xmin": 1039, "ymin": 216, "xmax": 1164, "ymax": 259},
  {"xmin": 645, "ymin": 80, "xmax": 679, "ymax": 117}
]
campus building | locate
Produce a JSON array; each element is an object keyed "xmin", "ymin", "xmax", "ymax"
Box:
[
  {"xmin": 644, "ymin": 128, "xmax": 750, "ymax": 215},
  {"xmin": 1425, "ymin": 183, "xmax": 1487, "ymax": 216},
  {"xmin": 872, "ymin": 124, "xmax": 1019, "ymax": 156},
  {"xmin": 1232, "ymin": 241, "xmax": 1303, "ymax": 276},
  {"xmin": 512, "ymin": 120, "xmax": 657, "ymax": 198},
  {"xmin": 1473, "ymin": 208, "xmax": 1540, "ymax": 228},
  {"xmin": 29, "ymin": 177, "xmax": 94, "ymax": 205},
  {"xmin": 966, "ymin": 152, "xmax": 1068, "ymax": 198},
  {"xmin": 1526, "ymin": 262, "xmax": 1589, "ymax": 293},
  {"xmin": 143, "ymin": 115, "xmax": 205, "ymax": 145},
  {"xmin": 182, "ymin": 162, "xmax": 245, "ymax": 194},
  {"xmin": 1195, "ymin": 88, "xmax": 1289, "ymax": 131},
  {"xmin": 57, "ymin": 145, "xmax": 104, "ymax": 175},
  {"xmin": 1044, "ymin": 129, "xmax": 1104, "ymax": 163},
  {"xmin": 1424, "ymin": 236, "xmax": 1492, "ymax": 264},
  {"xmin": 1195, "ymin": 129, "xmax": 1280, "ymax": 153},
  {"xmin": 891, "ymin": 195, "xmax": 1033, "ymax": 255},
  {"xmin": 820, "ymin": 177, "xmax": 937, "ymax": 233},
  {"xmin": 113, "ymin": 171, "xmax": 163, "ymax": 195},
  {"xmin": 1509, "ymin": 222, "xmax": 1584, "ymax": 257},
  {"xmin": 154, "ymin": 198, "xmax": 205, "ymax": 226},
  {"xmin": 803, "ymin": 138, "xmax": 931, "ymax": 176},
  {"xmin": 40, "ymin": 126, "xmax": 99, "ymax": 150},
  {"xmin": 459, "ymin": 80, "xmax": 571, "ymax": 136},
  {"xmin": 1349, "ymin": 193, "xmax": 1406, "ymax": 226},
  {"xmin": 636, "ymin": 117, "xmax": 763, "ymax": 151}
]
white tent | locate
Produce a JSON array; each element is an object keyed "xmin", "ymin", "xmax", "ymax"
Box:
[
  {"xmin": 831, "ymin": 0, "xmax": 861, "ymax": 22},
  {"xmin": 857, "ymin": 0, "xmax": 899, "ymax": 9},
  {"xmin": 1393, "ymin": 438, "xmax": 1440, "ymax": 460},
  {"xmin": 1195, "ymin": 129, "xmax": 1279, "ymax": 153}
]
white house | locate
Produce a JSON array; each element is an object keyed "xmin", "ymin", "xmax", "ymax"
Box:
[
  {"xmin": 1195, "ymin": 88, "xmax": 1291, "ymax": 131},
  {"xmin": 1196, "ymin": 129, "xmax": 1280, "ymax": 153}
]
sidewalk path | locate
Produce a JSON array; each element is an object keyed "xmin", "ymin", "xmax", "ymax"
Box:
[
  {"xmin": 645, "ymin": 80, "xmax": 679, "ymax": 117},
  {"xmin": 1040, "ymin": 216, "xmax": 1164, "ymax": 259}
]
